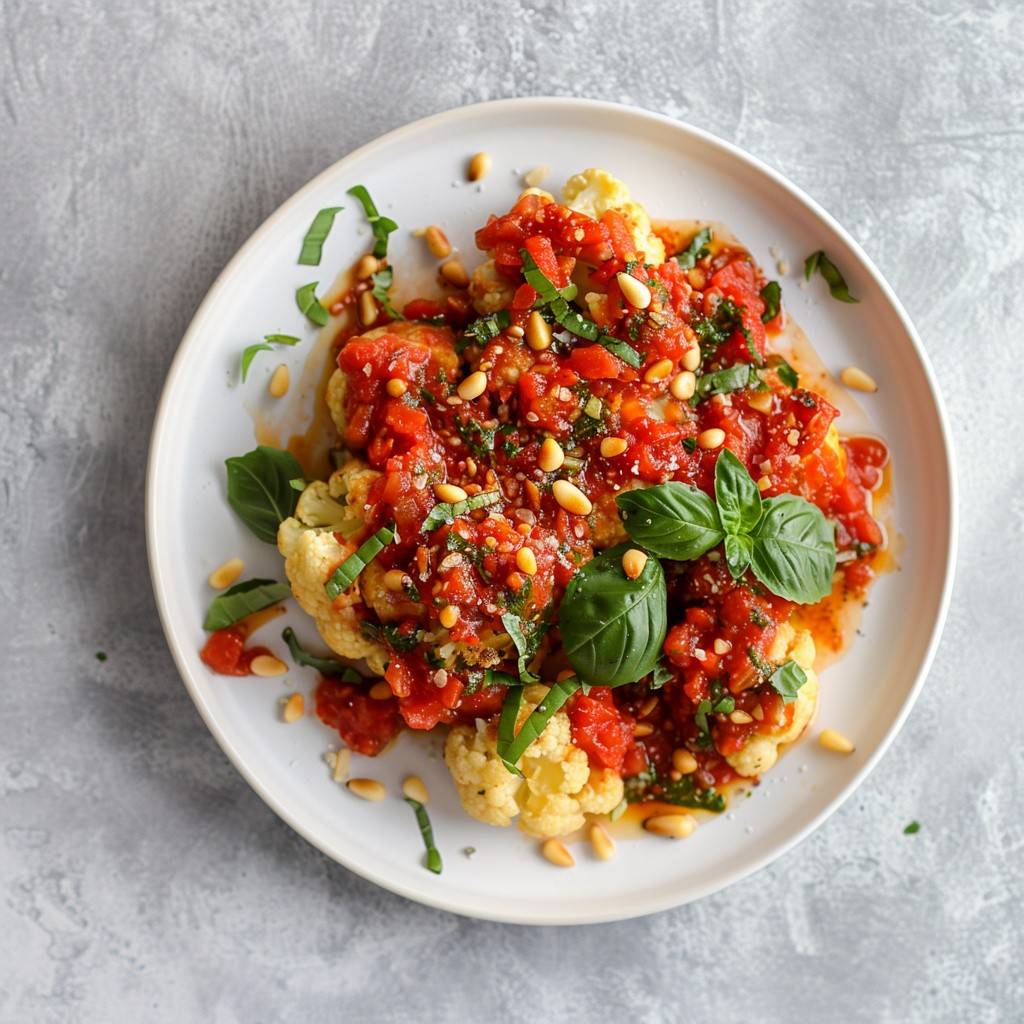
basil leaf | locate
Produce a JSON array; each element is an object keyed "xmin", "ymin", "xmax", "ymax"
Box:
[
  {"xmin": 616, "ymin": 483, "xmax": 724, "ymax": 562},
  {"xmin": 404, "ymin": 797, "xmax": 442, "ymax": 874},
  {"xmin": 691, "ymin": 362, "xmax": 762, "ymax": 405},
  {"xmin": 750, "ymin": 493, "xmax": 836, "ymax": 603},
  {"xmin": 421, "ymin": 490, "xmax": 501, "ymax": 532},
  {"xmin": 497, "ymin": 685, "xmax": 525, "ymax": 775},
  {"xmin": 904, "ymin": 821, "xmax": 921, "ymax": 835},
  {"xmin": 459, "ymin": 309, "xmax": 510, "ymax": 352},
  {"xmin": 298, "ymin": 206, "xmax": 342, "ymax": 266},
  {"xmin": 804, "ymin": 249, "xmax": 858, "ymax": 303},
  {"xmin": 500, "ymin": 612, "xmax": 546, "ymax": 685},
  {"xmin": 760, "ymin": 280, "xmax": 781, "ymax": 321},
  {"xmin": 624, "ymin": 769, "xmax": 725, "ymax": 812},
  {"xmin": 768, "ymin": 659, "xmax": 808, "ymax": 704},
  {"xmin": 202, "ymin": 579, "xmax": 291, "ymax": 631},
  {"xmin": 347, "ymin": 184, "xmax": 397, "ymax": 259},
  {"xmin": 282, "ymin": 627, "xmax": 363, "ymax": 680},
  {"xmin": 560, "ymin": 544, "xmax": 667, "ymax": 686},
  {"xmin": 370, "ymin": 265, "xmax": 402, "ymax": 320},
  {"xmin": 225, "ymin": 445, "xmax": 303, "ymax": 543},
  {"xmin": 774, "ymin": 357, "xmax": 799, "ymax": 389},
  {"xmin": 264, "ymin": 334, "xmax": 301, "ymax": 346},
  {"xmin": 714, "ymin": 448, "xmax": 763, "ymax": 536},
  {"xmin": 673, "ymin": 227, "xmax": 712, "ymax": 269},
  {"xmin": 296, "ymin": 282, "xmax": 329, "ymax": 326},
  {"xmin": 483, "ymin": 669, "xmax": 519, "ymax": 688},
  {"xmin": 724, "ymin": 533, "xmax": 752, "ymax": 579},
  {"xmin": 324, "ymin": 523, "xmax": 395, "ymax": 600},
  {"xmin": 650, "ymin": 660, "xmax": 674, "ymax": 690},
  {"xmin": 240, "ymin": 343, "xmax": 272, "ymax": 381},
  {"xmin": 498, "ymin": 677, "xmax": 582, "ymax": 772}
]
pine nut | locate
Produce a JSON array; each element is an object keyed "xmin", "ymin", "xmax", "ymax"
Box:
[
  {"xmin": 589, "ymin": 824, "xmax": 615, "ymax": 861},
  {"xmin": 841, "ymin": 365, "xmax": 878, "ymax": 393},
  {"xmin": 268, "ymin": 364, "xmax": 290, "ymax": 398},
  {"xmin": 729, "ymin": 709, "xmax": 753, "ymax": 724},
  {"xmin": 523, "ymin": 165, "xmax": 549, "ymax": 188},
  {"xmin": 552, "ymin": 479, "xmax": 592, "ymax": 516},
  {"xmin": 644, "ymin": 358, "xmax": 674, "ymax": 384},
  {"xmin": 467, "ymin": 151, "xmax": 492, "ymax": 181},
  {"xmin": 457, "ymin": 370, "xmax": 487, "ymax": 401},
  {"xmin": 538, "ymin": 437, "xmax": 564, "ymax": 472},
  {"xmin": 516, "ymin": 547, "xmax": 538, "ymax": 576},
  {"xmin": 439, "ymin": 604, "xmax": 459, "ymax": 629},
  {"xmin": 787, "ymin": 428, "xmax": 800, "ymax": 446},
  {"xmin": 441, "ymin": 260, "xmax": 469, "ymax": 288},
  {"xmin": 751, "ymin": 704, "xmax": 764, "ymax": 721},
  {"xmin": 507, "ymin": 324, "xmax": 525, "ymax": 339},
  {"xmin": 524, "ymin": 479, "xmax": 541, "ymax": 509},
  {"xmin": 672, "ymin": 748, "xmax": 698, "ymax": 775},
  {"xmin": 347, "ymin": 778, "xmax": 386, "ymax": 802},
  {"xmin": 385, "ymin": 377, "xmax": 407, "ymax": 398},
  {"xmin": 402, "ymin": 775, "xmax": 430, "ymax": 803},
  {"xmin": 638, "ymin": 695, "xmax": 659, "ymax": 718},
  {"xmin": 383, "ymin": 569, "xmax": 408, "ymax": 591},
  {"xmin": 250, "ymin": 655, "xmax": 288, "ymax": 677},
  {"xmin": 526, "ymin": 310, "xmax": 552, "ymax": 351},
  {"xmin": 713, "ymin": 638, "xmax": 732, "ymax": 655},
  {"xmin": 600, "ymin": 436, "xmax": 628, "ymax": 458},
  {"xmin": 819, "ymin": 728, "xmax": 855, "ymax": 753},
  {"xmin": 282, "ymin": 692, "xmax": 304, "ymax": 723},
  {"xmin": 327, "ymin": 747, "xmax": 351, "ymax": 782},
  {"xmin": 542, "ymin": 837, "xmax": 574, "ymax": 867},
  {"xmin": 518, "ymin": 187, "xmax": 555, "ymax": 203},
  {"xmin": 634, "ymin": 722, "xmax": 655, "ymax": 738},
  {"xmin": 616, "ymin": 272, "xmax": 652, "ymax": 309},
  {"xmin": 670, "ymin": 370, "xmax": 697, "ymax": 401},
  {"xmin": 424, "ymin": 225, "xmax": 451, "ymax": 259},
  {"xmin": 434, "ymin": 483, "xmax": 468, "ymax": 503},
  {"xmin": 644, "ymin": 813, "xmax": 697, "ymax": 839},
  {"xmin": 369, "ymin": 681, "xmax": 393, "ymax": 700},
  {"xmin": 757, "ymin": 475, "xmax": 772, "ymax": 492},
  {"xmin": 747, "ymin": 391, "xmax": 774, "ymax": 414},
  {"xmin": 208, "ymin": 557, "xmax": 244, "ymax": 590},
  {"xmin": 622, "ymin": 548, "xmax": 648, "ymax": 580},
  {"xmin": 682, "ymin": 346, "xmax": 701, "ymax": 372},
  {"xmin": 358, "ymin": 290, "xmax": 378, "ymax": 327},
  {"xmin": 697, "ymin": 428, "xmax": 726, "ymax": 450},
  {"xmin": 356, "ymin": 254, "xmax": 379, "ymax": 279}
]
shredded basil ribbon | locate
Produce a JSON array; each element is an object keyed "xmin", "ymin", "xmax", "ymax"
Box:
[
  {"xmin": 483, "ymin": 669, "xmax": 520, "ymax": 688},
  {"xmin": 459, "ymin": 309, "xmax": 510, "ymax": 352},
  {"xmin": 404, "ymin": 798, "xmax": 442, "ymax": 874},
  {"xmin": 324, "ymin": 523, "xmax": 395, "ymax": 599},
  {"xmin": 202, "ymin": 579, "xmax": 292, "ymax": 631},
  {"xmin": 240, "ymin": 334, "xmax": 301, "ymax": 382},
  {"xmin": 296, "ymin": 282, "xmax": 329, "ymax": 326},
  {"xmin": 690, "ymin": 362, "xmax": 763, "ymax": 406},
  {"xmin": 496, "ymin": 677, "xmax": 582, "ymax": 776},
  {"xmin": 369, "ymin": 265, "xmax": 402, "ymax": 320},
  {"xmin": 281, "ymin": 627, "xmax": 364, "ymax": 681},
  {"xmin": 347, "ymin": 184, "xmax": 398, "ymax": 259},
  {"xmin": 298, "ymin": 206, "xmax": 342, "ymax": 266},
  {"xmin": 760, "ymin": 280, "xmax": 781, "ymax": 322},
  {"xmin": 804, "ymin": 250, "xmax": 859, "ymax": 303},
  {"xmin": 674, "ymin": 226, "xmax": 712, "ymax": 269},
  {"xmin": 421, "ymin": 490, "xmax": 501, "ymax": 532}
]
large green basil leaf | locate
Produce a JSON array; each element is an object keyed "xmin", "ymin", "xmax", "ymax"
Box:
[
  {"xmin": 750, "ymin": 493, "xmax": 836, "ymax": 603},
  {"xmin": 616, "ymin": 483, "xmax": 723, "ymax": 562},
  {"xmin": 714, "ymin": 448, "xmax": 763, "ymax": 536},
  {"xmin": 769, "ymin": 659, "xmax": 808, "ymax": 704},
  {"xmin": 202, "ymin": 579, "xmax": 291, "ymax": 631},
  {"xmin": 225, "ymin": 446, "xmax": 303, "ymax": 543},
  {"xmin": 560, "ymin": 544, "xmax": 667, "ymax": 686}
]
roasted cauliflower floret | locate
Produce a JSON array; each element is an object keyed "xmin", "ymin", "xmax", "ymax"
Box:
[
  {"xmin": 444, "ymin": 684, "xmax": 624, "ymax": 837},
  {"xmin": 469, "ymin": 259, "xmax": 515, "ymax": 315},
  {"xmin": 725, "ymin": 624, "xmax": 819, "ymax": 778},
  {"xmin": 563, "ymin": 168, "xmax": 666, "ymax": 264},
  {"xmin": 359, "ymin": 559, "xmax": 423, "ymax": 623},
  {"xmin": 326, "ymin": 368, "xmax": 347, "ymax": 439}
]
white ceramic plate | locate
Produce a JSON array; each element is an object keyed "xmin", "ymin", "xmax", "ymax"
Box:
[{"xmin": 146, "ymin": 98, "xmax": 956, "ymax": 924}]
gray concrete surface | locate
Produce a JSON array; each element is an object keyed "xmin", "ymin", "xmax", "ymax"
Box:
[{"xmin": 2, "ymin": 1, "xmax": 1021, "ymax": 1020}]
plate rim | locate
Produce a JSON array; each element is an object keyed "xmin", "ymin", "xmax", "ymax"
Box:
[{"xmin": 145, "ymin": 96, "xmax": 958, "ymax": 925}]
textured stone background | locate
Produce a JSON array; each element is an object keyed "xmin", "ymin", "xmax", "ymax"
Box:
[{"xmin": 2, "ymin": 0, "xmax": 1021, "ymax": 1020}]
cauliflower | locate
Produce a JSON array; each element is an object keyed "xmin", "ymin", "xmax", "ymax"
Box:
[
  {"xmin": 325, "ymin": 367, "xmax": 347, "ymax": 439},
  {"xmin": 725, "ymin": 624, "xmax": 819, "ymax": 778},
  {"xmin": 444, "ymin": 684, "xmax": 624, "ymax": 837},
  {"xmin": 469, "ymin": 259, "xmax": 515, "ymax": 316},
  {"xmin": 563, "ymin": 168, "xmax": 666, "ymax": 264},
  {"xmin": 277, "ymin": 459, "xmax": 388, "ymax": 675}
]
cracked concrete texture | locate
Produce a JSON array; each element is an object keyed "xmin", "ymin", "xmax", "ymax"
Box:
[{"xmin": 1, "ymin": 0, "xmax": 1021, "ymax": 1020}]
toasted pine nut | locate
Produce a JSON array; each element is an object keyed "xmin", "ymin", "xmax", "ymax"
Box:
[
  {"xmin": 383, "ymin": 569, "xmax": 408, "ymax": 591},
  {"xmin": 424, "ymin": 225, "xmax": 452, "ymax": 259},
  {"xmin": 697, "ymin": 428, "xmax": 726, "ymax": 450},
  {"xmin": 552, "ymin": 479, "xmax": 592, "ymax": 516},
  {"xmin": 507, "ymin": 324, "xmax": 525, "ymax": 339},
  {"xmin": 250, "ymin": 654, "xmax": 288, "ymax": 677},
  {"xmin": 634, "ymin": 722, "xmax": 655, "ymax": 738},
  {"xmin": 600, "ymin": 436, "xmax": 628, "ymax": 458},
  {"xmin": 282, "ymin": 692, "xmax": 304, "ymax": 723},
  {"xmin": 538, "ymin": 437, "xmax": 564, "ymax": 472},
  {"xmin": 682, "ymin": 346, "xmax": 701, "ymax": 372},
  {"xmin": 819, "ymin": 728, "xmax": 855, "ymax": 753},
  {"xmin": 518, "ymin": 187, "xmax": 555, "ymax": 203},
  {"xmin": 841, "ymin": 365, "xmax": 878, "ymax": 393},
  {"xmin": 369, "ymin": 681, "xmax": 393, "ymax": 700},
  {"xmin": 268, "ymin": 363, "xmax": 290, "ymax": 398},
  {"xmin": 355, "ymin": 254, "xmax": 379, "ymax": 279},
  {"xmin": 434, "ymin": 483, "xmax": 468, "ymax": 503},
  {"xmin": 589, "ymin": 824, "xmax": 615, "ymax": 861},
  {"xmin": 457, "ymin": 370, "xmax": 487, "ymax": 401},
  {"xmin": 524, "ymin": 479, "xmax": 541, "ymax": 509},
  {"xmin": 638, "ymin": 695, "xmax": 659, "ymax": 718},
  {"xmin": 347, "ymin": 777, "xmax": 386, "ymax": 802},
  {"xmin": 542, "ymin": 837, "xmax": 574, "ymax": 867},
  {"xmin": 385, "ymin": 377, "xmax": 407, "ymax": 398},
  {"xmin": 787, "ymin": 428, "xmax": 801, "ymax": 446},
  {"xmin": 670, "ymin": 370, "xmax": 697, "ymax": 401},
  {"xmin": 644, "ymin": 358, "xmax": 674, "ymax": 384},
  {"xmin": 729, "ymin": 709, "xmax": 753, "ymax": 724},
  {"xmin": 687, "ymin": 267, "xmax": 706, "ymax": 289},
  {"xmin": 672, "ymin": 748, "xmax": 698, "ymax": 775},
  {"xmin": 467, "ymin": 151, "xmax": 492, "ymax": 181},
  {"xmin": 757, "ymin": 475, "xmax": 772, "ymax": 492},
  {"xmin": 327, "ymin": 747, "xmax": 351, "ymax": 782},
  {"xmin": 516, "ymin": 547, "xmax": 538, "ymax": 576},
  {"xmin": 751, "ymin": 704, "xmax": 764, "ymax": 721},
  {"xmin": 747, "ymin": 391, "xmax": 774, "ymax": 414},
  {"xmin": 358, "ymin": 290, "xmax": 378, "ymax": 327},
  {"xmin": 713, "ymin": 638, "xmax": 732, "ymax": 655},
  {"xmin": 208, "ymin": 557, "xmax": 244, "ymax": 590},
  {"xmin": 616, "ymin": 272, "xmax": 652, "ymax": 309},
  {"xmin": 523, "ymin": 165, "xmax": 549, "ymax": 188},
  {"xmin": 622, "ymin": 548, "xmax": 648, "ymax": 580},
  {"xmin": 440, "ymin": 259, "xmax": 469, "ymax": 288},
  {"xmin": 644, "ymin": 813, "xmax": 697, "ymax": 839},
  {"xmin": 439, "ymin": 604, "xmax": 459, "ymax": 629},
  {"xmin": 402, "ymin": 775, "xmax": 429, "ymax": 803},
  {"xmin": 526, "ymin": 310, "xmax": 552, "ymax": 351}
]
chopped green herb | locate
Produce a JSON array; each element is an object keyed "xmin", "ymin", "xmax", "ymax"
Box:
[
  {"xmin": 768, "ymin": 659, "xmax": 808, "ymax": 704},
  {"xmin": 324, "ymin": 523, "xmax": 395, "ymax": 599},
  {"xmin": 459, "ymin": 310, "xmax": 510, "ymax": 352},
  {"xmin": 346, "ymin": 184, "xmax": 397, "ymax": 259},
  {"xmin": 500, "ymin": 612, "xmax": 547, "ymax": 685},
  {"xmin": 203, "ymin": 579, "xmax": 291, "ymax": 631},
  {"xmin": 370, "ymin": 266, "xmax": 402, "ymax": 320},
  {"xmin": 650, "ymin": 661, "xmax": 674, "ymax": 690},
  {"xmin": 421, "ymin": 490, "xmax": 501, "ymax": 532},
  {"xmin": 624, "ymin": 769, "xmax": 726, "ymax": 812},
  {"xmin": 804, "ymin": 250, "xmax": 859, "ymax": 303},
  {"xmin": 692, "ymin": 297, "xmax": 746, "ymax": 351},
  {"xmin": 240, "ymin": 334, "xmax": 301, "ymax": 381},
  {"xmin": 691, "ymin": 362, "xmax": 762, "ymax": 405},
  {"xmin": 903, "ymin": 821, "xmax": 921, "ymax": 835},
  {"xmin": 361, "ymin": 621, "xmax": 423, "ymax": 653},
  {"xmin": 95, "ymin": 651, "xmax": 107, "ymax": 662},
  {"xmin": 282, "ymin": 627, "xmax": 363, "ymax": 680},
  {"xmin": 760, "ymin": 280, "xmax": 781, "ymax": 322},
  {"xmin": 674, "ymin": 227, "xmax": 713, "ymax": 269},
  {"xmin": 453, "ymin": 417, "xmax": 497, "ymax": 458},
  {"xmin": 773, "ymin": 357, "xmax": 799, "ymax": 389},
  {"xmin": 404, "ymin": 797, "xmax": 442, "ymax": 874},
  {"xmin": 683, "ymin": 437, "xmax": 698, "ymax": 454},
  {"xmin": 296, "ymin": 282, "xmax": 329, "ymax": 326},
  {"xmin": 298, "ymin": 206, "xmax": 342, "ymax": 266}
]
